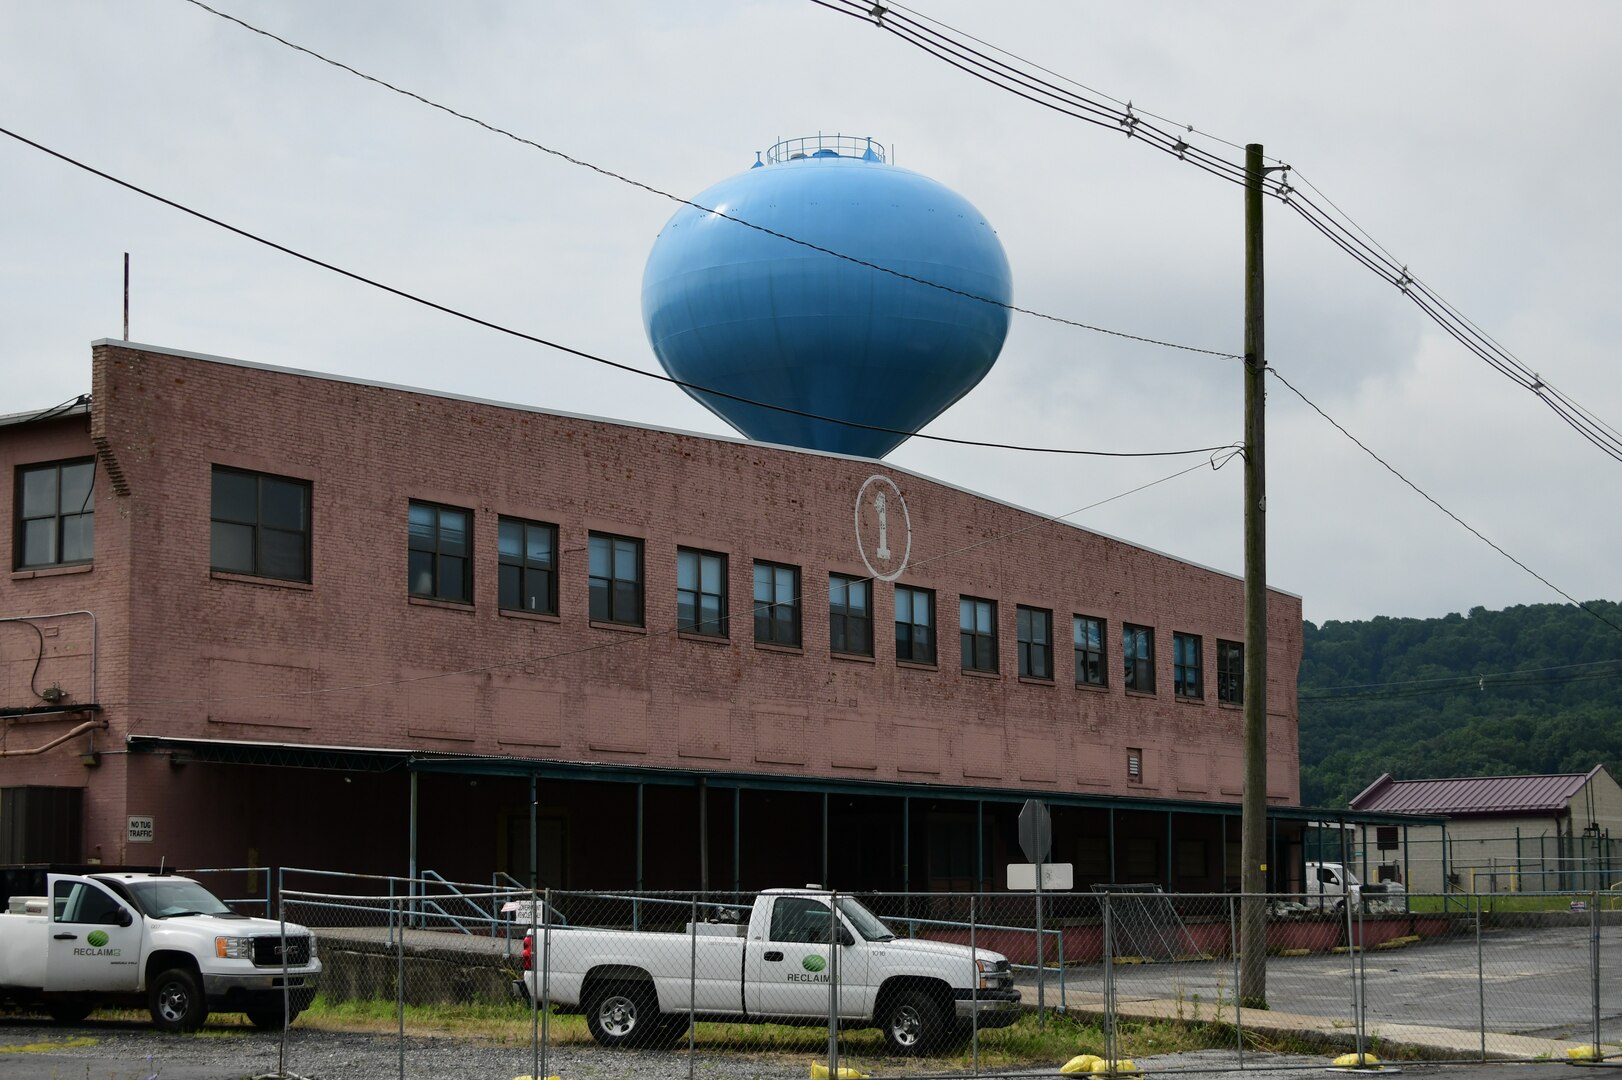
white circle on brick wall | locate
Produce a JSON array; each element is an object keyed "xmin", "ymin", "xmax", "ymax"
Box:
[{"xmin": 855, "ymin": 474, "xmax": 911, "ymax": 582}]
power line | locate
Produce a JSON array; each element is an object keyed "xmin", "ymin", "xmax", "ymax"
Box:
[
  {"xmin": 818, "ymin": 0, "xmax": 1622, "ymax": 464},
  {"xmin": 175, "ymin": 0, "xmax": 1238, "ymax": 363},
  {"xmin": 1267, "ymin": 365, "xmax": 1622, "ymax": 638},
  {"xmin": 0, "ymin": 124, "xmax": 1234, "ymax": 462}
]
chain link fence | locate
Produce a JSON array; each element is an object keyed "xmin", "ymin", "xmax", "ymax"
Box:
[{"xmin": 253, "ymin": 874, "xmax": 1617, "ymax": 1079}]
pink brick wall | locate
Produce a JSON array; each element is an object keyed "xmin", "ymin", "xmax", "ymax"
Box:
[{"xmin": 2, "ymin": 341, "xmax": 1303, "ymax": 864}]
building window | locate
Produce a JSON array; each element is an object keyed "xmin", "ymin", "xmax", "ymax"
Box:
[
  {"xmin": 1217, "ymin": 639, "xmax": 1244, "ymax": 705},
  {"xmin": 1173, "ymin": 632, "xmax": 1203, "ymax": 699},
  {"xmin": 589, "ymin": 533, "xmax": 644, "ymax": 626},
  {"xmin": 1123, "ymin": 623, "xmax": 1155, "ymax": 692},
  {"xmin": 210, "ymin": 466, "xmax": 310, "ymax": 581},
  {"xmin": 1074, "ymin": 615, "xmax": 1106, "ymax": 686},
  {"xmin": 1127, "ymin": 747, "xmax": 1143, "ymax": 783},
  {"xmin": 16, "ymin": 458, "xmax": 94, "ymax": 569},
  {"xmin": 895, "ymin": 585, "xmax": 936, "ymax": 664},
  {"xmin": 1017, "ymin": 606, "xmax": 1053, "ymax": 679},
  {"xmin": 959, "ymin": 596, "xmax": 997, "ymax": 673},
  {"xmin": 499, "ymin": 517, "xmax": 557, "ymax": 615},
  {"xmin": 408, "ymin": 501, "xmax": 471, "ymax": 602},
  {"xmin": 829, "ymin": 574, "xmax": 872, "ymax": 656},
  {"xmin": 677, "ymin": 548, "xmax": 727, "ymax": 636},
  {"xmin": 753, "ymin": 561, "xmax": 801, "ymax": 646}
]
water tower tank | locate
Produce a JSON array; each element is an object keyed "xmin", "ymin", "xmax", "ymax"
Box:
[{"xmin": 641, "ymin": 135, "xmax": 1012, "ymax": 459}]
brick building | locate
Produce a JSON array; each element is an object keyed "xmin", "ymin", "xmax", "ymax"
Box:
[{"xmin": 3, "ymin": 340, "xmax": 1319, "ymax": 893}]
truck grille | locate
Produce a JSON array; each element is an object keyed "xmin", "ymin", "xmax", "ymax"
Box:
[{"xmin": 251, "ymin": 935, "xmax": 311, "ymax": 967}]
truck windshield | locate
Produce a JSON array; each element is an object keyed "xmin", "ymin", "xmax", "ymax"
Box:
[
  {"xmin": 835, "ymin": 896, "xmax": 895, "ymax": 942},
  {"xmin": 124, "ymin": 879, "xmax": 238, "ymax": 919}
]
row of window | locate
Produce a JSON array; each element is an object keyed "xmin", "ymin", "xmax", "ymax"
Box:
[{"xmin": 13, "ymin": 460, "xmax": 1246, "ymax": 703}]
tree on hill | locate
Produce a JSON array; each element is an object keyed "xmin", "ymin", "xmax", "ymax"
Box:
[{"xmin": 1298, "ymin": 601, "xmax": 1622, "ymax": 807}]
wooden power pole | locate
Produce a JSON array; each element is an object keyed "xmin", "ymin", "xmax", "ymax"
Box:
[{"xmin": 1239, "ymin": 142, "xmax": 1270, "ymax": 1008}]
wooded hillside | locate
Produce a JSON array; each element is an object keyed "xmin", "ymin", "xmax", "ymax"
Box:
[{"xmin": 1298, "ymin": 601, "xmax": 1622, "ymax": 807}]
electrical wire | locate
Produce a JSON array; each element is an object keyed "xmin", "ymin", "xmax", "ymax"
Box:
[
  {"xmin": 816, "ymin": 0, "xmax": 1622, "ymax": 465},
  {"xmin": 1267, "ymin": 365, "xmax": 1622, "ymax": 638},
  {"xmin": 4, "ymin": 394, "xmax": 89, "ymax": 427},
  {"xmin": 175, "ymin": 0, "xmax": 1238, "ymax": 363},
  {"xmin": 0, "ymin": 124, "xmax": 1233, "ymax": 462}
]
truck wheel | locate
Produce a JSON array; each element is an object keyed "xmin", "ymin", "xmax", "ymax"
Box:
[
  {"xmin": 46, "ymin": 1001, "xmax": 94, "ymax": 1024},
  {"xmin": 150, "ymin": 967, "xmax": 209, "ymax": 1032},
  {"xmin": 882, "ymin": 989, "xmax": 944, "ymax": 1056},
  {"xmin": 585, "ymin": 982, "xmax": 657, "ymax": 1048}
]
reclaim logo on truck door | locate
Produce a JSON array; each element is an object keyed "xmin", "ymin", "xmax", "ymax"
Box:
[
  {"xmin": 787, "ymin": 954, "xmax": 829, "ymax": 982},
  {"xmin": 74, "ymin": 928, "xmax": 122, "ymax": 957}
]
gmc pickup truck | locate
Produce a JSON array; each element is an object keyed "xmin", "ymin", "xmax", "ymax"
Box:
[
  {"xmin": 515, "ymin": 887, "xmax": 1020, "ymax": 1054},
  {"xmin": 0, "ymin": 872, "xmax": 320, "ymax": 1031}
]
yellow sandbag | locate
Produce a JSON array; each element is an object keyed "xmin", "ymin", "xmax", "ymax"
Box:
[
  {"xmin": 1090, "ymin": 1059, "xmax": 1140, "ymax": 1075},
  {"xmin": 1567, "ymin": 1045, "xmax": 1601, "ymax": 1061},
  {"xmin": 1332, "ymin": 1052, "xmax": 1381, "ymax": 1067},
  {"xmin": 810, "ymin": 1064, "xmax": 871, "ymax": 1080},
  {"xmin": 1061, "ymin": 1054, "xmax": 1103, "ymax": 1073}
]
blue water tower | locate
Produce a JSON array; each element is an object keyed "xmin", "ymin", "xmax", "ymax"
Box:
[{"xmin": 641, "ymin": 135, "xmax": 1012, "ymax": 459}]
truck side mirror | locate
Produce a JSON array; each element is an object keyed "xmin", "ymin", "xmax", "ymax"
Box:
[
  {"xmin": 837, "ymin": 928, "xmax": 854, "ymax": 947},
  {"xmin": 118, "ymin": 908, "xmax": 133, "ymax": 928}
]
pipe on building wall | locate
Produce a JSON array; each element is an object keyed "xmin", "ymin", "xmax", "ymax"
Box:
[{"xmin": 0, "ymin": 717, "xmax": 106, "ymax": 757}]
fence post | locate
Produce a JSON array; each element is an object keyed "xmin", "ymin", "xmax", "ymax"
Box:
[
  {"xmin": 689, "ymin": 895, "xmax": 699, "ymax": 1080},
  {"xmin": 1229, "ymin": 894, "xmax": 1243, "ymax": 1067},
  {"xmin": 277, "ymin": 869, "xmax": 288, "ymax": 1079},
  {"xmin": 1102, "ymin": 893, "xmax": 1116, "ymax": 1069},
  {"xmin": 1475, "ymin": 893, "xmax": 1485, "ymax": 1060},
  {"xmin": 396, "ymin": 882, "xmax": 406, "ymax": 1080},
  {"xmin": 1058, "ymin": 924, "xmax": 1067, "ymax": 1011},
  {"xmin": 827, "ymin": 889, "xmax": 839, "ymax": 1080},
  {"xmin": 1592, "ymin": 889, "xmax": 1602, "ymax": 1058},
  {"xmin": 1346, "ymin": 892, "xmax": 1364, "ymax": 1064},
  {"xmin": 526, "ymin": 889, "xmax": 539, "ymax": 1080},
  {"xmin": 970, "ymin": 893, "xmax": 980, "ymax": 1077},
  {"xmin": 540, "ymin": 888, "xmax": 553, "ymax": 1080}
]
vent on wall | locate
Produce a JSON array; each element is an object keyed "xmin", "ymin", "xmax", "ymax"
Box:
[{"xmin": 1127, "ymin": 749, "xmax": 1143, "ymax": 782}]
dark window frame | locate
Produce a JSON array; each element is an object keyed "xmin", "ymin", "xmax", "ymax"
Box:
[
  {"xmin": 499, "ymin": 516, "xmax": 558, "ymax": 616},
  {"xmin": 1217, "ymin": 639, "xmax": 1245, "ymax": 705},
  {"xmin": 1074, "ymin": 614, "xmax": 1106, "ymax": 687},
  {"xmin": 1017, "ymin": 605, "xmax": 1053, "ymax": 679},
  {"xmin": 1173, "ymin": 631, "xmax": 1203, "ymax": 700},
  {"xmin": 408, "ymin": 500, "xmax": 473, "ymax": 603},
  {"xmin": 959, "ymin": 595, "xmax": 998, "ymax": 673},
  {"xmin": 829, "ymin": 573, "xmax": 873, "ymax": 657},
  {"xmin": 1123, "ymin": 623, "xmax": 1155, "ymax": 693},
  {"xmin": 210, "ymin": 465, "xmax": 312, "ymax": 582},
  {"xmin": 15, "ymin": 457, "xmax": 95, "ymax": 570},
  {"xmin": 588, "ymin": 532, "xmax": 645, "ymax": 626},
  {"xmin": 753, "ymin": 561, "xmax": 802, "ymax": 647},
  {"xmin": 894, "ymin": 584, "xmax": 936, "ymax": 665},
  {"xmin": 677, "ymin": 547, "xmax": 728, "ymax": 637}
]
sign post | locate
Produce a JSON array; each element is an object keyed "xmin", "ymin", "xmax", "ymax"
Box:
[{"xmin": 1019, "ymin": 799, "xmax": 1053, "ymax": 1027}]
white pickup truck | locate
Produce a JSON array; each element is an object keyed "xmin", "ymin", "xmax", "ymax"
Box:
[
  {"xmin": 1306, "ymin": 862, "xmax": 1404, "ymax": 910},
  {"xmin": 0, "ymin": 872, "xmax": 320, "ymax": 1031},
  {"xmin": 514, "ymin": 887, "xmax": 1020, "ymax": 1054}
]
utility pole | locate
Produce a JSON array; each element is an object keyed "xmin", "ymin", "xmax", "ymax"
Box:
[{"xmin": 1239, "ymin": 142, "xmax": 1270, "ymax": 1009}]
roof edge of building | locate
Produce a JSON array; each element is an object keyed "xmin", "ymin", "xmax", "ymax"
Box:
[{"xmin": 88, "ymin": 338, "xmax": 1303, "ymax": 599}]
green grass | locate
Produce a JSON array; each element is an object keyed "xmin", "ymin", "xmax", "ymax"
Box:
[
  {"xmin": 1406, "ymin": 893, "xmax": 1609, "ymax": 913},
  {"xmin": 288, "ymin": 997, "xmax": 1334, "ymax": 1067}
]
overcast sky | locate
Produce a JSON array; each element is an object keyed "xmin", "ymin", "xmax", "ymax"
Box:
[{"xmin": 3, "ymin": 2, "xmax": 1619, "ymax": 626}]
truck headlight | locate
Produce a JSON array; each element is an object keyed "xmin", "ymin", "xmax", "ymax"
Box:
[
  {"xmin": 307, "ymin": 934, "xmax": 317, "ymax": 960},
  {"xmin": 216, "ymin": 936, "xmax": 252, "ymax": 959}
]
